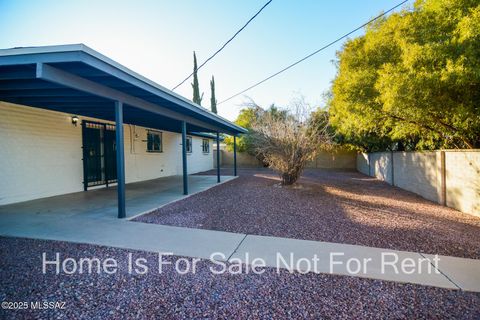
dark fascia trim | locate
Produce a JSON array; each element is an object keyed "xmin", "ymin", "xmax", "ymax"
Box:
[
  {"xmin": 36, "ymin": 62, "xmax": 225, "ymax": 133},
  {"xmin": 0, "ymin": 44, "xmax": 247, "ymax": 134},
  {"xmin": 188, "ymin": 131, "xmax": 223, "ymax": 140}
]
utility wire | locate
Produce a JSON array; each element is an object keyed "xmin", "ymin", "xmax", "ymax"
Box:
[
  {"xmin": 172, "ymin": 0, "xmax": 273, "ymax": 91},
  {"xmin": 218, "ymin": 0, "xmax": 408, "ymax": 105}
]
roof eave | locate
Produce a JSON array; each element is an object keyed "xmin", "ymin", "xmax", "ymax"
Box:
[{"xmin": 0, "ymin": 44, "xmax": 247, "ymax": 134}]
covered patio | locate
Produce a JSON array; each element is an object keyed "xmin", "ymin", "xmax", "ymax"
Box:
[
  {"xmin": 0, "ymin": 44, "xmax": 246, "ymax": 218},
  {"xmin": 0, "ymin": 174, "xmax": 236, "ymax": 220}
]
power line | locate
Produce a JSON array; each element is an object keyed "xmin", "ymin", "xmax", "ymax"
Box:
[
  {"xmin": 218, "ymin": 0, "xmax": 409, "ymax": 105},
  {"xmin": 172, "ymin": 0, "xmax": 273, "ymax": 91}
]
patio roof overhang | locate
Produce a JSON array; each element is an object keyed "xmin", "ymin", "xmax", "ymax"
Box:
[
  {"xmin": 0, "ymin": 44, "xmax": 247, "ymax": 135},
  {"xmin": 0, "ymin": 44, "xmax": 241, "ymax": 219}
]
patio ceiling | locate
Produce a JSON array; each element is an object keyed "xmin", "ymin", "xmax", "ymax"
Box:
[{"xmin": 0, "ymin": 44, "xmax": 247, "ymax": 135}]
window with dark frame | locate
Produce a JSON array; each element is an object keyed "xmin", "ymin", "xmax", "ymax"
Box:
[
  {"xmin": 202, "ymin": 139, "xmax": 210, "ymax": 153},
  {"xmin": 186, "ymin": 136, "xmax": 192, "ymax": 153},
  {"xmin": 147, "ymin": 131, "xmax": 162, "ymax": 152}
]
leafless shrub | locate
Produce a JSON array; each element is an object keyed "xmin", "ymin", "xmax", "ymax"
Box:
[{"xmin": 250, "ymin": 97, "xmax": 332, "ymax": 185}]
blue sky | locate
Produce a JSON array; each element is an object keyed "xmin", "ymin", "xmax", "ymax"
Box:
[{"xmin": 0, "ymin": 0, "xmax": 409, "ymax": 121}]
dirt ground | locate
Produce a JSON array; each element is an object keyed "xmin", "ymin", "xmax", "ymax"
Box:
[{"xmin": 136, "ymin": 168, "xmax": 480, "ymax": 259}]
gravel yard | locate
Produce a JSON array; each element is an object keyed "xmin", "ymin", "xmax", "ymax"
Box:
[
  {"xmin": 1, "ymin": 237, "xmax": 479, "ymax": 319},
  {"xmin": 136, "ymin": 168, "xmax": 480, "ymax": 259}
]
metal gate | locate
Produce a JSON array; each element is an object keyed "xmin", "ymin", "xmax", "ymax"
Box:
[{"xmin": 81, "ymin": 121, "xmax": 117, "ymax": 190}]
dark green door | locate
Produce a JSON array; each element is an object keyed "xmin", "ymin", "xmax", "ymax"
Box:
[{"xmin": 82, "ymin": 121, "xmax": 117, "ymax": 190}]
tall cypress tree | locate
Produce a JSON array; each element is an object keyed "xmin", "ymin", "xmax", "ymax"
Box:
[
  {"xmin": 191, "ymin": 51, "xmax": 203, "ymax": 105},
  {"xmin": 210, "ymin": 75, "xmax": 217, "ymax": 114}
]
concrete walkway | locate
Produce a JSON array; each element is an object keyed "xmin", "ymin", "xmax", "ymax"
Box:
[
  {"xmin": 1, "ymin": 211, "xmax": 478, "ymax": 291},
  {"xmin": 231, "ymin": 235, "xmax": 480, "ymax": 292}
]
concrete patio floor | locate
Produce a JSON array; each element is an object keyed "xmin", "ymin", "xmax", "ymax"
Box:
[{"xmin": 0, "ymin": 175, "xmax": 236, "ymax": 220}]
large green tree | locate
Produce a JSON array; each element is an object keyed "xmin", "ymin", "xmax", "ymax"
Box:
[
  {"xmin": 329, "ymin": 0, "xmax": 480, "ymax": 151},
  {"xmin": 191, "ymin": 51, "xmax": 203, "ymax": 105}
]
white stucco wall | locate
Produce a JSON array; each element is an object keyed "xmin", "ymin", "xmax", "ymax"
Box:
[{"xmin": 0, "ymin": 102, "xmax": 214, "ymax": 205}]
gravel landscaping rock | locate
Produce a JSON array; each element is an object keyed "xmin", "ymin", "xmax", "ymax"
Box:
[
  {"xmin": 136, "ymin": 168, "xmax": 480, "ymax": 259},
  {"xmin": 1, "ymin": 237, "xmax": 479, "ymax": 319}
]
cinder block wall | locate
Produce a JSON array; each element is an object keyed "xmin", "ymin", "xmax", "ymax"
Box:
[
  {"xmin": 370, "ymin": 152, "xmax": 393, "ymax": 184},
  {"xmin": 220, "ymin": 149, "xmax": 357, "ymax": 169},
  {"xmin": 356, "ymin": 153, "xmax": 369, "ymax": 175},
  {"xmin": 308, "ymin": 149, "xmax": 357, "ymax": 169},
  {"xmin": 220, "ymin": 150, "xmax": 261, "ymax": 167},
  {"xmin": 393, "ymin": 152, "xmax": 440, "ymax": 203},
  {"xmin": 357, "ymin": 150, "xmax": 480, "ymax": 217},
  {"xmin": 445, "ymin": 151, "xmax": 480, "ymax": 215}
]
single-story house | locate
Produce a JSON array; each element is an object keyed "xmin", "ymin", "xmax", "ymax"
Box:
[{"xmin": 0, "ymin": 44, "xmax": 246, "ymax": 218}]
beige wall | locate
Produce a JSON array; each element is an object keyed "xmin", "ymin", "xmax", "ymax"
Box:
[
  {"xmin": 0, "ymin": 102, "xmax": 213, "ymax": 205},
  {"xmin": 393, "ymin": 151, "xmax": 441, "ymax": 203},
  {"xmin": 356, "ymin": 153, "xmax": 369, "ymax": 175},
  {"xmin": 307, "ymin": 149, "xmax": 357, "ymax": 169},
  {"xmin": 220, "ymin": 150, "xmax": 262, "ymax": 167},
  {"xmin": 370, "ymin": 152, "xmax": 393, "ymax": 184},
  {"xmin": 445, "ymin": 151, "xmax": 480, "ymax": 215},
  {"xmin": 357, "ymin": 150, "xmax": 480, "ymax": 216},
  {"xmin": 219, "ymin": 148, "xmax": 356, "ymax": 169}
]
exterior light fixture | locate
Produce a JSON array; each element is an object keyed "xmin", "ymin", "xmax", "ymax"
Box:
[{"xmin": 71, "ymin": 115, "xmax": 79, "ymax": 126}]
